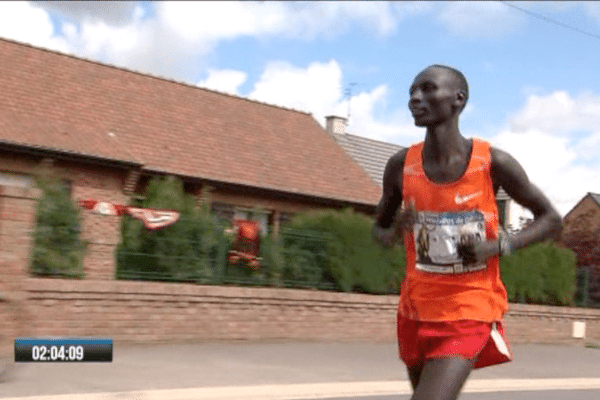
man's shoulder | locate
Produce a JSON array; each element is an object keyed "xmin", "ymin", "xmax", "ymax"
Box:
[
  {"xmin": 470, "ymin": 137, "xmax": 510, "ymax": 166},
  {"xmin": 392, "ymin": 140, "xmax": 424, "ymax": 162},
  {"xmin": 487, "ymin": 145, "xmax": 513, "ymax": 166},
  {"xmin": 387, "ymin": 147, "xmax": 410, "ymax": 170}
]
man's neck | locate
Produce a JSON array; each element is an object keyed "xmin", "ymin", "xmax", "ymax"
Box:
[{"xmin": 423, "ymin": 121, "xmax": 468, "ymax": 164}]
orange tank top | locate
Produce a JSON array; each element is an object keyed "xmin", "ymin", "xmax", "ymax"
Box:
[{"xmin": 399, "ymin": 138, "xmax": 508, "ymax": 322}]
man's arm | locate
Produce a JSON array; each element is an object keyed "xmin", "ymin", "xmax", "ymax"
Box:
[
  {"xmin": 490, "ymin": 147, "xmax": 563, "ymax": 251},
  {"xmin": 372, "ymin": 149, "xmax": 407, "ymax": 248}
]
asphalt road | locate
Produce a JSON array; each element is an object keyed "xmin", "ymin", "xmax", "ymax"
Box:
[{"xmin": 1, "ymin": 341, "xmax": 599, "ymax": 399}]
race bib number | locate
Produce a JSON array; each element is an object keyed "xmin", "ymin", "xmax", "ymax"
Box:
[{"xmin": 413, "ymin": 210, "xmax": 487, "ymax": 274}]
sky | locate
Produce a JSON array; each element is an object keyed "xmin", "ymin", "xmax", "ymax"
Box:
[{"xmin": 1, "ymin": 1, "xmax": 599, "ymax": 218}]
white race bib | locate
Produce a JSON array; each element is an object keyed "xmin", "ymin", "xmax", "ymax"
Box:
[{"xmin": 413, "ymin": 210, "xmax": 487, "ymax": 274}]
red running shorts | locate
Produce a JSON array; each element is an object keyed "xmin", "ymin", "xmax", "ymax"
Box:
[{"xmin": 397, "ymin": 313, "xmax": 513, "ymax": 369}]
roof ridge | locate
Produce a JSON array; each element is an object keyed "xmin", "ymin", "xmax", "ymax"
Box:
[
  {"xmin": 334, "ymin": 132, "xmax": 404, "ymax": 147},
  {"xmin": 0, "ymin": 36, "xmax": 312, "ymax": 117}
]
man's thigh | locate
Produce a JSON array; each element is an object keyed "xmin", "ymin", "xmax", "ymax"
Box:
[{"xmin": 410, "ymin": 357, "xmax": 473, "ymax": 400}]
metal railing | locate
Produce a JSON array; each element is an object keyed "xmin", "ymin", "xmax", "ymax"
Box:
[
  {"xmin": 115, "ymin": 225, "xmax": 337, "ymax": 291},
  {"xmin": 575, "ymin": 266, "xmax": 600, "ymax": 308}
]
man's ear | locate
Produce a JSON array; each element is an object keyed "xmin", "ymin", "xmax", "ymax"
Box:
[{"xmin": 454, "ymin": 90, "xmax": 467, "ymax": 112}]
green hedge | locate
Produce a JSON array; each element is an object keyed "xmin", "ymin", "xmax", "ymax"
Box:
[
  {"xmin": 500, "ymin": 242, "xmax": 577, "ymax": 306},
  {"xmin": 284, "ymin": 208, "xmax": 405, "ymax": 294},
  {"xmin": 113, "ymin": 179, "xmax": 576, "ymax": 304},
  {"xmin": 30, "ymin": 168, "xmax": 86, "ymax": 277},
  {"xmin": 116, "ymin": 175, "xmax": 225, "ymax": 282}
]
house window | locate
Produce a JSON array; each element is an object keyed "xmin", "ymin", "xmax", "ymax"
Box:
[
  {"xmin": 279, "ymin": 212, "xmax": 294, "ymax": 228},
  {"xmin": 211, "ymin": 202, "xmax": 274, "ymax": 235},
  {"xmin": 0, "ymin": 172, "xmax": 33, "ymax": 188},
  {"xmin": 234, "ymin": 208, "xmax": 270, "ymax": 236},
  {"xmin": 497, "ymin": 199, "xmax": 507, "ymax": 229},
  {"xmin": 211, "ymin": 202, "xmax": 235, "ymax": 224}
]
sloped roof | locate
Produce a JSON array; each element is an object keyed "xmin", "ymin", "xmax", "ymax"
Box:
[
  {"xmin": 564, "ymin": 192, "xmax": 600, "ymax": 222},
  {"xmin": 591, "ymin": 193, "xmax": 600, "ymax": 208},
  {"xmin": 0, "ymin": 38, "xmax": 381, "ymax": 206},
  {"xmin": 332, "ymin": 132, "xmax": 403, "ymax": 187}
]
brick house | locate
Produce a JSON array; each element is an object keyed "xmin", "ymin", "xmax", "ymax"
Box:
[
  {"xmin": 0, "ymin": 37, "xmax": 381, "ymax": 280},
  {"xmin": 560, "ymin": 192, "xmax": 600, "ymax": 305}
]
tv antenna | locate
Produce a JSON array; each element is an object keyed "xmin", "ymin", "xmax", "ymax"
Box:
[{"xmin": 344, "ymin": 82, "xmax": 357, "ymax": 123}]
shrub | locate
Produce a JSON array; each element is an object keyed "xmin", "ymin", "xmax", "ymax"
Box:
[
  {"xmin": 116, "ymin": 175, "xmax": 224, "ymax": 282},
  {"xmin": 285, "ymin": 208, "xmax": 405, "ymax": 294},
  {"xmin": 30, "ymin": 168, "xmax": 86, "ymax": 277},
  {"xmin": 500, "ymin": 241, "xmax": 576, "ymax": 306},
  {"xmin": 258, "ymin": 234, "xmax": 287, "ymax": 287}
]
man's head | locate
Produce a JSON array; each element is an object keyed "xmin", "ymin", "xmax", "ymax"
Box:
[{"xmin": 409, "ymin": 65, "xmax": 469, "ymax": 127}]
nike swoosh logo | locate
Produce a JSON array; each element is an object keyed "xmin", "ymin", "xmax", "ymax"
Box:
[{"xmin": 455, "ymin": 192, "xmax": 482, "ymax": 204}]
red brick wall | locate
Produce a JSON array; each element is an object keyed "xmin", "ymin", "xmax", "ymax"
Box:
[
  {"xmin": 505, "ymin": 303, "xmax": 600, "ymax": 345},
  {"xmin": 12, "ymin": 278, "xmax": 600, "ymax": 345},
  {"xmin": 19, "ymin": 278, "xmax": 397, "ymax": 342}
]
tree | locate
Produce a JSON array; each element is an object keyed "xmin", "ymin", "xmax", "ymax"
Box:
[{"xmin": 30, "ymin": 167, "xmax": 86, "ymax": 277}]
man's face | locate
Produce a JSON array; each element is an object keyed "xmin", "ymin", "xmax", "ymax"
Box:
[{"xmin": 408, "ymin": 67, "xmax": 462, "ymax": 128}]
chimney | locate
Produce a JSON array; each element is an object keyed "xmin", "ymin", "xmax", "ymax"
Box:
[{"xmin": 325, "ymin": 115, "xmax": 347, "ymax": 135}]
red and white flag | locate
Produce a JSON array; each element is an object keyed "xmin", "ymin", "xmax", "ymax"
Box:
[
  {"xmin": 125, "ymin": 206, "xmax": 180, "ymax": 230},
  {"xmin": 77, "ymin": 200, "xmax": 127, "ymax": 216},
  {"xmin": 78, "ymin": 200, "xmax": 180, "ymax": 230}
]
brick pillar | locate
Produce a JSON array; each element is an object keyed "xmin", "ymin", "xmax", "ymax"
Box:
[
  {"xmin": 73, "ymin": 182, "xmax": 129, "ymax": 281},
  {"xmin": 78, "ymin": 200, "xmax": 125, "ymax": 280},
  {"xmin": 0, "ymin": 185, "xmax": 40, "ymax": 359},
  {"xmin": 123, "ymin": 168, "xmax": 141, "ymax": 197},
  {"xmin": 0, "ymin": 185, "xmax": 41, "ymax": 286}
]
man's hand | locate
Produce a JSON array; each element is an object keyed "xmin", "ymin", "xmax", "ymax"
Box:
[
  {"xmin": 372, "ymin": 224, "xmax": 398, "ymax": 248},
  {"xmin": 395, "ymin": 200, "xmax": 417, "ymax": 236},
  {"xmin": 373, "ymin": 200, "xmax": 417, "ymax": 249},
  {"xmin": 457, "ymin": 238, "xmax": 499, "ymax": 265}
]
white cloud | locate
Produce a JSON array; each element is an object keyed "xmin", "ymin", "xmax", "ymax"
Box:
[
  {"xmin": 157, "ymin": 1, "xmax": 400, "ymax": 43},
  {"xmin": 437, "ymin": 2, "xmax": 527, "ymax": 39},
  {"xmin": 0, "ymin": 2, "xmax": 69, "ymax": 53},
  {"xmin": 2, "ymin": 2, "xmax": 404, "ymax": 85},
  {"xmin": 246, "ymin": 59, "xmax": 422, "ymax": 146},
  {"xmin": 344, "ymin": 87, "xmax": 423, "ymax": 144},
  {"xmin": 33, "ymin": 1, "xmax": 139, "ymax": 26},
  {"xmin": 510, "ymin": 91, "xmax": 600, "ymax": 136},
  {"xmin": 248, "ymin": 59, "xmax": 344, "ymax": 119},
  {"xmin": 77, "ymin": 17, "xmax": 145, "ymax": 60},
  {"xmin": 491, "ymin": 91, "xmax": 600, "ymax": 216},
  {"xmin": 158, "ymin": 2, "xmax": 287, "ymax": 43},
  {"xmin": 583, "ymin": 2, "xmax": 600, "ymax": 25},
  {"xmin": 197, "ymin": 69, "xmax": 248, "ymax": 95}
]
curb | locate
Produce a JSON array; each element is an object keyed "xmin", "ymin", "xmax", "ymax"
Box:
[{"xmin": 3, "ymin": 378, "xmax": 600, "ymax": 400}]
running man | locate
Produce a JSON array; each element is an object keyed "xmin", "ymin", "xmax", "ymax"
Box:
[{"xmin": 372, "ymin": 65, "xmax": 562, "ymax": 400}]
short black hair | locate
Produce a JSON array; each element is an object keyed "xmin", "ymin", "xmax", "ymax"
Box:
[{"xmin": 428, "ymin": 64, "xmax": 469, "ymax": 111}]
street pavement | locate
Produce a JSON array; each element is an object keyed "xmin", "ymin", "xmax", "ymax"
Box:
[{"xmin": 1, "ymin": 341, "xmax": 599, "ymax": 399}]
